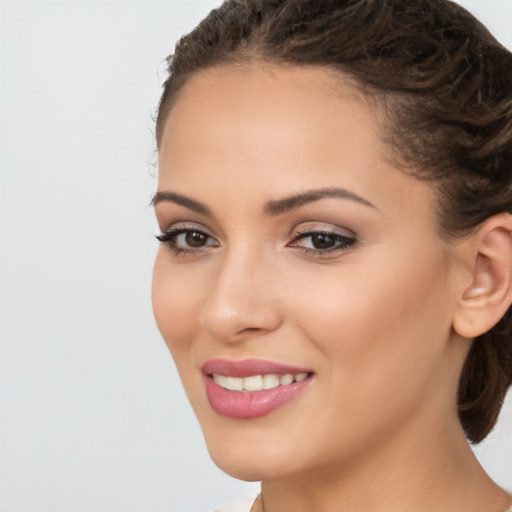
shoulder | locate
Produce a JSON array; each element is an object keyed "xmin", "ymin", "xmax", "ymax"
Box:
[{"xmin": 207, "ymin": 493, "xmax": 259, "ymax": 512}]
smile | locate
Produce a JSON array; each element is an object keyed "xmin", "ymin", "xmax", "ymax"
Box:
[
  {"xmin": 202, "ymin": 359, "xmax": 314, "ymax": 419},
  {"xmin": 212, "ymin": 372, "xmax": 309, "ymax": 391}
]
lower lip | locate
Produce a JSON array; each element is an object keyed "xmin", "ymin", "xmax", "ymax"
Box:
[{"xmin": 204, "ymin": 375, "xmax": 313, "ymax": 419}]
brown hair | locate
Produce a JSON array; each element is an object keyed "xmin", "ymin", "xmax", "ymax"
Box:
[{"xmin": 156, "ymin": 0, "xmax": 512, "ymax": 443}]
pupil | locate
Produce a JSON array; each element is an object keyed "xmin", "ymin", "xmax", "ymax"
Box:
[
  {"xmin": 186, "ymin": 231, "xmax": 206, "ymax": 247},
  {"xmin": 312, "ymin": 233, "xmax": 335, "ymax": 249}
]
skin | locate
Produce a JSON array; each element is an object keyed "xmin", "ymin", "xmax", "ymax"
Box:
[{"xmin": 152, "ymin": 64, "xmax": 512, "ymax": 512}]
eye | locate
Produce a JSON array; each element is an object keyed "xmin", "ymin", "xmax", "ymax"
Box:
[
  {"xmin": 302, "ymin": 232, "xmax": 338, "ymax": 250},
  {"xmin": 288, "ymin": 229, "xmax": 357, "ymax": 256},
  {"xmin": 156, "ymin": 227, "xmax": 219, "ymax": 255},
  {"xmin": 180, "ymin": 231, "xmax": 210, "ymax": 248}
]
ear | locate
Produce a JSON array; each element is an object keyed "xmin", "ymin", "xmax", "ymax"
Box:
[{"xmin": 453, "ymin": 213, "xmax": 512, "ymax": 339}]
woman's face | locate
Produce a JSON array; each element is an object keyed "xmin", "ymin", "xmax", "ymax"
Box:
[{"xmin": 152, "ymin": 64, "xmax": 469, "ymax": 481}]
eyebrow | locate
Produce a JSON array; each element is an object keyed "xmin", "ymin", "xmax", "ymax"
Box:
[
  {"xmin": 152, "ymin": 191, "xmax": 212, "ymax": 216},
  {"xmin": 152, "ymin": 186, "xmax": 376, "ymax": 217},
  {"xmin": 264, "ymin": 187, "xmax": 376, "ymax": 215}
]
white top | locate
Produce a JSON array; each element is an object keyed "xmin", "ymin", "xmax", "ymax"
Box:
[
  {"xmin": 210, "ymin": 494, "xmax": 258, "ymax": 512},
  {"xmin": 210, "ymin": 495, "xmax": 512, "ymax": 512}
]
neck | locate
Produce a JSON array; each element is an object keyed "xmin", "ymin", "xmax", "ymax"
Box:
[{"xmin": 257, "ymin": 419, "xmax": 509, "ymax": 512}]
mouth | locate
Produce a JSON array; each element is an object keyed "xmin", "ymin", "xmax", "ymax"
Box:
[
  {"xmin": 202, "ymin": 359, "xmax": 314, "ymax": 419},
  {"xmin": 211, "ymin": 372, "xmax": 309, "ymax": 391}
]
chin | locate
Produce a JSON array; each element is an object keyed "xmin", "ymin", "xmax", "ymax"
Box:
[
  {"xmin": 211, "ymin": 454, "xmax": 294, "ymax": 482},
  {"xmin": 203, "ymin": 427, "xmax": 300, "ymax": 482},
  {"xmin": 212, "ymin": 458, "xmax": 268, "ymax": 482}
]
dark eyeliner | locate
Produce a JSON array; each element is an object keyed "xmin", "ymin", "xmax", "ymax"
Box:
[
  {"xmin": 155, "ymin": 228, "xmax": 182, "ymax": 243},
  {"xmin": 155, "ymin": 229, "xmax": 188, "ymax": 256},
  {"xmin": 155, "ymin": 226, "xmax": 218, "ymax": 256},
  {"xmin": 290, "ymin": 229, "xmax": 358, "ymax": 256}
]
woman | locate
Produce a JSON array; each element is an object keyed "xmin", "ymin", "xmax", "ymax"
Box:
[{"xmin": 151, "ymin": 0, "xmax": 512, "ymax": 510}]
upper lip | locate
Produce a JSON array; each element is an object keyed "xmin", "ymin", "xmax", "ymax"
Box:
[{"xmin": 202, "ymin": 358, "xmax": 313, "ymax": 378}]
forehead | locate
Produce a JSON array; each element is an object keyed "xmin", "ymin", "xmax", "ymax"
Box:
[
  {"xmin": 160, "ymin": 63, "xmax": 373, "ymax": 146},
  {"xmin": 157, "ymin": 63, "xmax": 435, "ymax": 227},
  {"xmin": 160, "ymin": 65, "xmax": 381, "ymax": 179}
]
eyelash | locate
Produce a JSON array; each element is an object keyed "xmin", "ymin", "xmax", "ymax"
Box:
[
  {"xmin": 155, "ymin": 227, "xmax": 357, "ymax": 257},
  {"xmin": 288, "ymin": 228, "xmax": 357, "ymax": 256},
  {"xmin": 155, "ymin": 227, "xmax": 218, "ymax": 256}
]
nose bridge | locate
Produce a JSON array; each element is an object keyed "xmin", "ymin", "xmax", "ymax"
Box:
[{"xmin": 199, "ymin": 242, "xmax": 281, "ymax": 341}]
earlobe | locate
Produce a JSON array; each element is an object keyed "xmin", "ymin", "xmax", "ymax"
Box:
[{"xmin": 452, "ymin": 214, "xmax": 512, "ymax": 339}]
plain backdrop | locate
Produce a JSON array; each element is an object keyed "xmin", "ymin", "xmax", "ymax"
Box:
[{"xmin": 1, "ymin": 1, "xmax": 511, "ymax": 511}]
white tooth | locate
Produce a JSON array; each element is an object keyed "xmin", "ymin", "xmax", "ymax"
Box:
[
  {"xmin": 262, "ymin": 374, "xmax": 280, "ymax": 389},
  {"xmin": 280, "ymin": 374, "xmax": 294, "ymax": 386},
  {"xmin": 225, "ymin": 376, "xmax": 243, "ymax": 391},
  {"xmin": 294, "ymin": 373, "xmax": 308, "ymax": 382},
  {"xmin": 213, "ymin": 374, "xmax": 227, "ymax": 387},
  {"xmin": 243, "ymin": 375, "xmax": 264, "ymax": 391}
]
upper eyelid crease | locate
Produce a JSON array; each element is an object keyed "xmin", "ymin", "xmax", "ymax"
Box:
[
  {"xmin": 159, "ymin": 226, "xmax": 217, "ymax": 242},
  {"xmin": 295, "ymin": 223, "xmax": 357, "ymax": 238},
  {"xmin": 295, "ymin": 230, "xmax": 355, "ymax": 240}
]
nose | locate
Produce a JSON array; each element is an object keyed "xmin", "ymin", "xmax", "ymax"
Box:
[{"xmin": 199, "ymin": 248, "xmax": 283, "ymax": 343}]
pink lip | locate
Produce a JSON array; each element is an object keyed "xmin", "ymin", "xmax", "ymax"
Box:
[
  {"xmin": 202, "ymin": 358, "xmax": 312, "ymax": 377},
  {"xmin": 202, "ymin": 359, "xmax": 314, "ymax": 419}
]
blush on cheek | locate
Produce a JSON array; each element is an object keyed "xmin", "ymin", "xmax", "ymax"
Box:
[
  {"xmin": 153, "ymin": 293, "xmax": 197, "ymax": 350},
  {"xmin": 152, "ymin": 263, "xmax": 194, "ymax": 350}
]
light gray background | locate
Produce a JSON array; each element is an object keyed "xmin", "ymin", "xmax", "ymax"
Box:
[{"xmin": 0, "ymin": 1, "xmax": 511, "ymax": 511}]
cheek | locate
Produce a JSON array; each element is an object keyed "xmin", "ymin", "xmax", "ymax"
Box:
[
  {"xmin": 151, "ymin": 250, "xmax": 203, "ymax": 356},
  {"xmin": 287, "ymin": 247, "xmax": 454, "ymax": 387},
  {"xmin": 276, "ymin": 249, "xmax": 457, "ymax": 458}
]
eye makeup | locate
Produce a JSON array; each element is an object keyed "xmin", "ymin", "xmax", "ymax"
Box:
[
  {"xmin": 156, "ymin": 223, "xmax": 219, "ymax": 256},
  {"xmin": 156, "ymin": 222, "xmax": 358, "ymax": 259}
]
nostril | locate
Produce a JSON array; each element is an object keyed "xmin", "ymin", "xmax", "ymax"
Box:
[{"xmin": 199, "ymin": 280, "xmax": 283, "ymax": 341}]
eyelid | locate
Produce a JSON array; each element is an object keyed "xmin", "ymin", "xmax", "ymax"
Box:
[
  {"xmin": 287, "ymin": 223, "xmax": 358, "ymax": 256},
  {"xmin": 292, "ymin": 221, "xmax": 356, "ymax": 238},
  {"xmin": 156, "ymin": 222, "xmax": 220, "ymax": 256},
  {"xmin": 156, "ymin": 228, "xmax": 218, "ymax": 244},
  {"xmin": 161, "ymin": 221, "xmax": 215, "ymax": 234}
]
